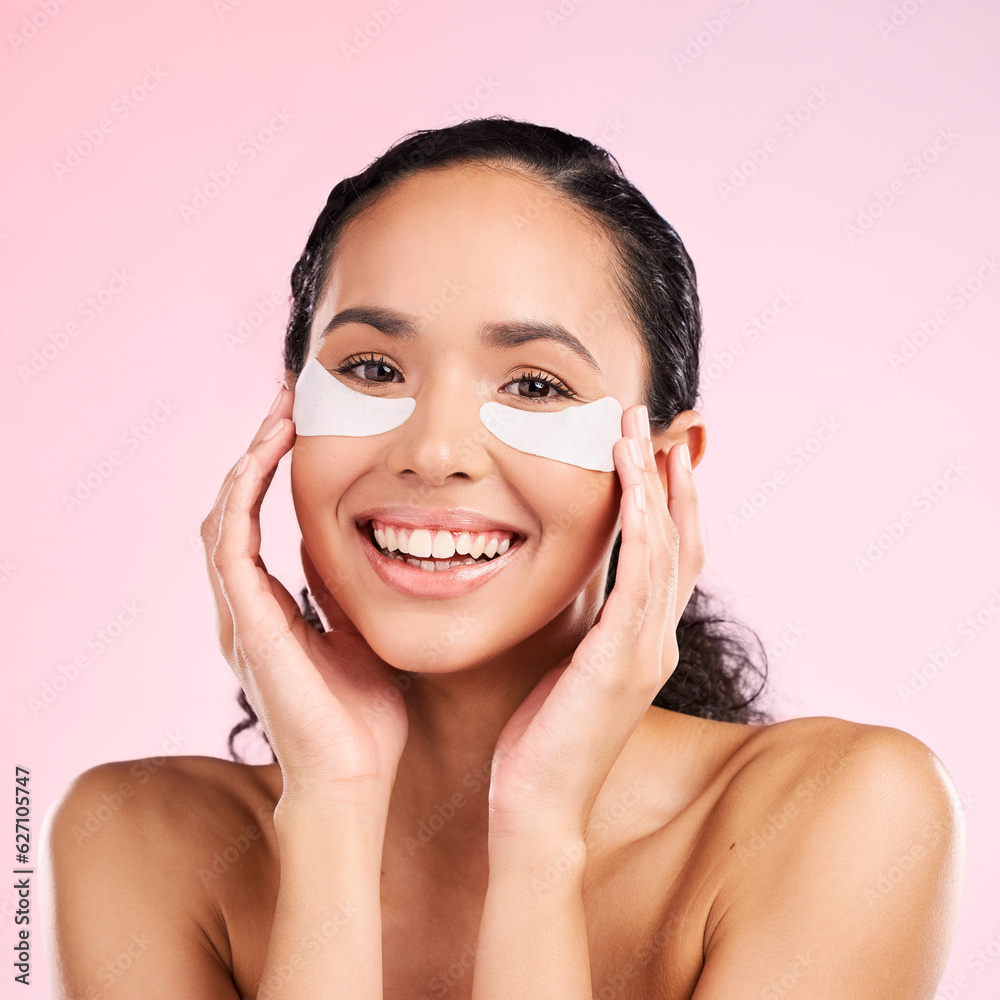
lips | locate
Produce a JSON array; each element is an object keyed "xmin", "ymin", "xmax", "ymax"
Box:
[
  {"xmin": 354, "ymin": 515, "xmax": 524, "ymax": 598},
  {"xmin": 352, "ymin": 503, "xmax": 526, "ymax": 539}
]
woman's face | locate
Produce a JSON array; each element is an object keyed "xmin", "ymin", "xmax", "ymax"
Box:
[{"xmin": 290, "ymin": 162, "xmax": 649, "ymax": 673}]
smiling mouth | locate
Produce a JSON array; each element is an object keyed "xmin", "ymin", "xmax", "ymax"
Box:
[{"xmin": 359, "ymin": 520, "xmax": 522, "ymax": 572}]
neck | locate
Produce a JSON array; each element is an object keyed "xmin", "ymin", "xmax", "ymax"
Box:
[{"xmin": 378, "ymin": 583, "xmax": 663, "ymax": 900}]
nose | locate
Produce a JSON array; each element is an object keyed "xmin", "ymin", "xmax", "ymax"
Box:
[{"xmin": 384, "ymin": 374, "xmax": 494, "ymax": 486}]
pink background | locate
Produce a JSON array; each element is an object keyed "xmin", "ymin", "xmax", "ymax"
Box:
[{"xmin": 4, "ymin": 0, "xmax": 998, "ymax": 994}]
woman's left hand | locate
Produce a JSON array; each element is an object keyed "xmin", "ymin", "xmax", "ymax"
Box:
[{"xmin": 488, "ymin": 402, "xmax": 705, "ymax": 844}]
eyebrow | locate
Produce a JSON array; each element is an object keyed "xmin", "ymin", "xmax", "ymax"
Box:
[{"xmin": 318, "ymin": 305, "xmax": 603, "ymax": 375}]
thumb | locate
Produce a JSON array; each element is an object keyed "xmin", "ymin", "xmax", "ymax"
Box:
[{"xmin": 300, "ymin": 539, "xmax": 359, "ymax": 636}]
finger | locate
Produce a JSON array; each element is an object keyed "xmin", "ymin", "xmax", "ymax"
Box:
[
  {"xmin": 629, "ymin": 404, "xmax": 679, "ymax": 635},
  {"xmin": 617, "ymin": 407, "xmax": 675, "ymax": 678},
  {"xmin": 202, "ymin": 386, "xmax": 294, "ymax": 554},
  {"xmin": 665, "ymin": 441, "xmax": 706, "ymax": 627},
  {"xmin": 590, "ymin": 429, "xmax": 659, "ymax": 691},
  {"xmin": 212, "ymin": 419, "xmax": 297, "ymax": 654}
]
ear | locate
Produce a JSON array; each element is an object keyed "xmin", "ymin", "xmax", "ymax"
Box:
[{"xmin": 648, "ymin": 409, "xmax": 706, "ymax": 482}]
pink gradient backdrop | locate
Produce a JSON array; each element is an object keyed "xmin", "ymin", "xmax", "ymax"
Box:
[{"xmin": 4, "ymin": 0, "xmax": 998, "ymax": 993}]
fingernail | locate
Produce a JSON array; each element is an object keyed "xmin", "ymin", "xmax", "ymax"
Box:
[
  {"xmin": 627, "ymin": 437, "xmax": 645, "ymax": 469},
  {"xmin": 680, "ymin": 443, "xmax": 692, "ymax": 472},
  {"xmin": 633, "ymin": 484, "xmax": 646, "ymax": 512},
  {"xmin": 263, "ymin": 418, "xmax": 286, "ymax": 441},
  {"xmin": 637, "ymin": 405, "xmax": 651, "ymax": 440},
  {"xmin": 236, "ymin": 453, "xmax": 250, "ymax": 476},
  {"xmin": 268, "ymin": 388, "xmax": 285, "ymax": 415}
]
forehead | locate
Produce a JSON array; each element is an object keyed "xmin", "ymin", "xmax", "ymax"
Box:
[{"xmin": 311, "ymin": 162, "xmax": 644, "ymax": 392}]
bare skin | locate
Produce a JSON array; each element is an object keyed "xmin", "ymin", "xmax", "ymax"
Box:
[{"xmin": 44, "ymin": 163, "xmax": 964, "ymax": 999}]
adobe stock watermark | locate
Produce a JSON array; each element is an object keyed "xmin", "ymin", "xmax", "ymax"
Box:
[
  {"xmin": 341, "ymin": 1, "xmax": 401, "ymax": 62},
  {"xmin": 415, "ymin": 610, "xmax": 478, "ymax": 668},
  {"xmin": 896, "ymin": 585, "xmax": 1000, "ymax": 704},
  {"xmin": 213, "ymin": 0, "xmax": 247, "ymax": 19},
  {"xmin": 853, "ymin": 459, "xmax": 970, "ymax": 575},
  {"xmin": 93, "ymin": 933, "xmax": 155, "ymax": 991},
  {"xmin": 591, "ymin": 918, "xmax": 677, "ymax": 999},
  {"xmin": 255, "ymin": 902, "xmax": 364, "ymax": 1000},
  {"xmin": 764, "ymin": 619, "xmax": 809, "ymax": 664},
  {"xmin": 8, "ymin": 0, "xmax": 74, "ymax": 54},
  {"xmin": 672, "ymin": 0, "xmax": 756, "ymax": 72},
  {"xmin": 701, "ymin": 287, "xmax": 797, "ymax": 389},
  {"xmin": 196, "ymin": 821, "xmax": 264, "ymax": 887},
  {"xmin": 588, "ymin": 780, "xmax": 647, "ymax": 840},
  {"xmin": 877, "ymin": 0, "xmax": 933, "ymax": 40},
  {"xmin": 443, "ymin": 75, "xmax": 500, "ymax": 126},
  {"xmin": 760, "ymin": 954, "xmax": 815, "ymax": 1000},
  {"xmin": 0, "ymin": 557, "xmax": 15, "ymax": 585},
  {"xmin": 728, "ymin": 417, "xmax": 844, "ymax": 532},
  {"xmin": 400, "ymin": 758, "xmax": 492, "ymax": 857},
  {"xmin": 843, "ymin": 127, "xmax": 958, "ymax": 243},
  {"xmin": 179, "ymin": 107, "xmax": 295, "ymax": 223},
  {"xmin": 886, "ymin": 254, "xmax": 999, "ymax": 371},
  {"xmin": 934, "ymin": 924, "xmax": 1000, "ymax": 999},
  {"xmin": 28, "ymin": 600, "xmax": 145, "ymax": 716},
  {"xmin": 862, "ymin": 814, "xmax": 951, "ymax": 905},
  {"xmin": 530, "ymin": 836, "xmax": 586, "ymax": 895},
  {"xmin": 18, "ymin": 267, "xmax": 134, "ymax": 385},
  {"xmin": 61, "ymin": 397, "xmax": 180, "ymax": 513},
  {"xmin": 735, "ymin": 751, "xmax": 849, "ymax": 865},
  {"xmin": 416, "ymin": 943, "xmax": 478, "ymax": 1000},
  {"xmin": 65, "ymin": 730, "xmax": 189, "ymax": 844},
  {"xmin": 717, "ymin": 86, "xmax": 833, "ymax": 203},
  {"xmin": 509, "ymin": 131, "xmax": 624, "ymax": 229},
  {"xmin": 224, "ymin": 287, "xmax": 286, "ymax": 352},
  {"xmin": 51, "ymin": 66, "xmax": 168, "ymax": 180}
]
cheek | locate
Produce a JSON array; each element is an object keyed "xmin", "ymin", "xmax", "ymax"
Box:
[
  {"xmin": 529, "ymin": 464, "xmax": 622, "ymax": 572},
  {"xmin": 290, "ymin": 438, "xmax": 369, "ymax": 536}
]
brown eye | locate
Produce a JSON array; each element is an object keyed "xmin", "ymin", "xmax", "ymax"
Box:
[
  {"xmin": 501, "ymin": 370, "xmax": 576, "ymax": 404},
  {"xmin": 334, "ymin": 354, "xmax": 403, "ymax": 384}
]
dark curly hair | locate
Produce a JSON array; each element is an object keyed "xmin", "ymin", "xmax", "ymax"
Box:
[{"xmin": 228, "ymin": 116, "xmax": 773, "ymax": 762}]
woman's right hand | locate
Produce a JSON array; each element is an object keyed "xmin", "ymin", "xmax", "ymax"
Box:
[{"xmin": 200, "ymin": 385, "xmax": 409, "ymax": 806}]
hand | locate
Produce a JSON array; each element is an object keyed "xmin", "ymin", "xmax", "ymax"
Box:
[
  {"xmin": 200, "ymin": 386, "xmax": 409, "ymax": 804},
  {"xmin": 487, "ymin": 403, "xmax": 704, "ymax": 842}
]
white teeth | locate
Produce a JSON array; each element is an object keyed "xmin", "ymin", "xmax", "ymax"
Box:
[
  {"xmin": 370, "ymin": 520, "xmax": 518, "ymax": 564},
  {"xmin": 408, "ymin": 528, "xmax": 433, "ymax": 558},
  {"xmin": 431, "ymin": 530, "xmax": 456, "ymax": 559},
  {"xmin": 380, "ymin": 550, "xmax": 494, "ymax": 572}
]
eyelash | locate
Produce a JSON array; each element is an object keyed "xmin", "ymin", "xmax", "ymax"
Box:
[{"xmin": 332, "ymin": 353, "xmax": 578, "ymax": 404}]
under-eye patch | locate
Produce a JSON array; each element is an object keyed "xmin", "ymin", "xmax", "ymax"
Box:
[
  {"xmin": 292, "ymin": 356, "xmax": 623, "ymax": 472},
  {"xmin": 477, "ymin": 397, "xmax": 623, "ymax": 472},
  {"xmin": 292, "ymin": 357, "xmax": 416, "ymax": 436}
]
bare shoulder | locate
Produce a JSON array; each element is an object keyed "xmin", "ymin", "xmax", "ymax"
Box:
[
  {"xmin": 718, "ymin": 713, "xmax": 962, "ymax": 828},
  {"xmin": 687, "ymin": 715, "xmax": 966, "ymax": 999},
  {"xmin": 43, "ymin": 754, "xmax": 280, "ymax": 999}
]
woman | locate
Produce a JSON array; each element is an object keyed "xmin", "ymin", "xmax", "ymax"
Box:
[{"xmin": 45, "ymin": 118, "xmax": 964, "ymax": 999}]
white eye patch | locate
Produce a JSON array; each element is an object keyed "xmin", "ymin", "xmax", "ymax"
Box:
[
  {"xmin": 292, "ymin": 357, "xmax": 416, "ymax": 436},
  {"xmin": 292, "ymin": 356, "xmax": 623, "ymax": 472}
]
